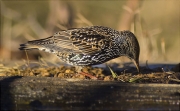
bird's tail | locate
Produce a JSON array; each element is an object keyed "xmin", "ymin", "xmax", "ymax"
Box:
[
  {"xmin": 19, "ymin": 36, "xmax": 53, "ymax": 50},
  {"xmin": 19, "ymin": 43, "xmax": 39, "ymax": 50}
]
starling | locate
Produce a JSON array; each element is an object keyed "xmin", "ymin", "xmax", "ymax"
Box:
[{"xmin": 20, "ymin": 26, "xmax": 140, "ymax": 72}]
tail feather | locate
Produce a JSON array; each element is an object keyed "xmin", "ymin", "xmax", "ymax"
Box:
[
  {"xmin": 19, "ymin": 43, "xmax": 39, "ymax": 50},
  {"xmin": 19, "ymin": 36, "xmax": 53, "ymax": 50},
  {"xmin": 28, "ymin": 36, "xmax": 53, "ymax": 45}
]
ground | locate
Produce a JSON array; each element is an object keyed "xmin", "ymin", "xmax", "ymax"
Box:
[{"xmin": 0, "ymin": 61, "xmax": 179, "ymax": 84}]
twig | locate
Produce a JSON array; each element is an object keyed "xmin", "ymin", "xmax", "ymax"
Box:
[
  {"xmin": 25, "ymin": 50, "xmax": 29, "ymax": 67},
  {"xmin": 123, "ymin": 69, "xmax": 127, "ymax": 74},
  {"xmin": 146, "ymin": 60, "xmax": 150, "ymax": 69},
  {"xmin": 162, "ymin": 68, "xmax": 174, "ymax": 74},
  {"xmin": 169, "ymin": 78, "xmax": 180, "ymax": 82}
]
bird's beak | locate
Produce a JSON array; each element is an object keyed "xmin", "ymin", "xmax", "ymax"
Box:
[{"xmin": 132, "ymin": 59, "xmax": 140, "ymax": 73}]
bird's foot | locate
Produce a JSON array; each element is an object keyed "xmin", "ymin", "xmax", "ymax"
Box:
[
  {"xmin": 78, "ymin": 72, "xmax": 98, "ymax": 80},
  {"xmin": 75, "ymin": 66, "xmax": 103, "ymax": 80}
]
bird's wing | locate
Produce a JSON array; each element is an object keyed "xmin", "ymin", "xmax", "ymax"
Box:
[
  {"xmin": 53, "ymin": 26, "xmax": 114, "ymax": 54},
  {"xmin": 21, "ymin": 26, "xmax": 114, "ymax": 55}
]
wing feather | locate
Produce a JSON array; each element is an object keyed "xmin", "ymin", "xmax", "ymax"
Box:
[{"xmin": 21, "ymin": 26, "xmax": 114, "ymax": 55}]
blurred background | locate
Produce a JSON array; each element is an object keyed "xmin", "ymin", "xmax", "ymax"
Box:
[{"xmin": 0, "ymin": 0, "xmax": 179, "ymax": 65}]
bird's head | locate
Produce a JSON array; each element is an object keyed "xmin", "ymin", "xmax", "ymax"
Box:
[
  {"xmin": 126, "ymin": 32, "xmax": 140, "ymax": 73},
  {"xmin": 117, "ymin": 31, "xmax": 140, "ymax": 72}
]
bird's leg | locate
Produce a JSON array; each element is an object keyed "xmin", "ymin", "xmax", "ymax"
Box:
[{"xmin": 75, "ymin": 66, "xmax": 98, "ymax": 80}]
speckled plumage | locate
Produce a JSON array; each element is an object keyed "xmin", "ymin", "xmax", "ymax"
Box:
[{"xmin": 20, "ymin": 26, "xmax": 140, "ymax": 72}]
